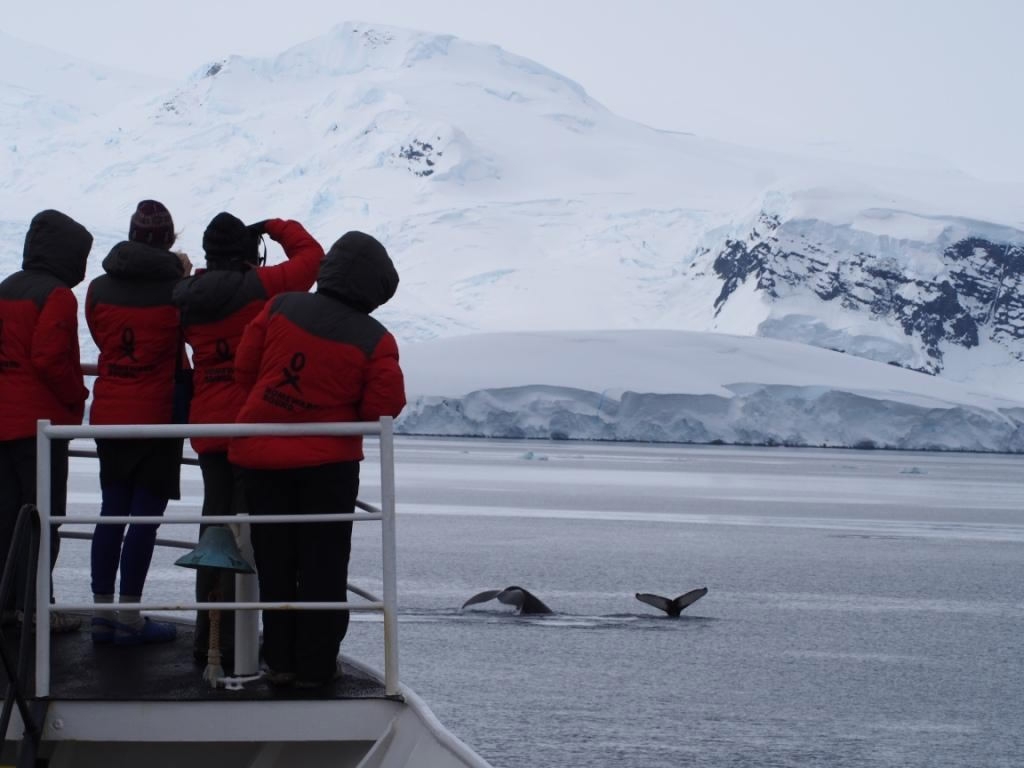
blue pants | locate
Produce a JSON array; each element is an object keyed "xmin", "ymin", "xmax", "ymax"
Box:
[{"xmin": 90, "ymin": 483, "xmax": 168, "ymax": 597}]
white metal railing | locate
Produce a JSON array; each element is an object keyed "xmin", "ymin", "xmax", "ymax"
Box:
[{"xmin": 34, "ymin": 417, "xmax": 399, "ymax": 697}]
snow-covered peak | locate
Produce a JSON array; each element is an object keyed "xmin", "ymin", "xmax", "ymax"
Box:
[
  {"xmin": 268, "ymin": 22, "xmax": 591, "ymax": 101},
  {"xmin": 172, "ymin": 20, "xmax": 596, "ymax": 123}
]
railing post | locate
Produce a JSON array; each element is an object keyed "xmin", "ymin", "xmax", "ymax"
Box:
[
  {"xmin": 35, "ymin": 420, "xmax": 52, "ymax": 698},
  {"xmin": 233, "ymin": 518, "xmax": 259, "ymax": 676},
  {"xmin": 379, "ymin": 416, "xmax": 400, "ymax": 695}
]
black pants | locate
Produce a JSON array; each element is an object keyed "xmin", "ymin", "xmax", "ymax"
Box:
[
  {"xmin": 243, "ymin": 461, "xmax": 359, "ymax": 683},
  {"xmin": 0, "ymin": 437, "xmax": 68, "ymax": 610},
  {"xmin": 95, "ymin": 437, "xmax": 183, "ymax": 501},
  {"xmin": 194, "ymin": 451, "xmax": 246, "ymax": 663}
]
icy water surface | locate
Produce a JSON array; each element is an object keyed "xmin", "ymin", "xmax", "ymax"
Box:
[{"xmin": 57, "ymin": 438, "xmax": 1024, "ymax": 767}]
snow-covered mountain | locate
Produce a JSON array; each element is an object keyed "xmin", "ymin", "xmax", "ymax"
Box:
[{"xmin": 3, "ymin": 21, "xmax": 1024, "ymax": 451}]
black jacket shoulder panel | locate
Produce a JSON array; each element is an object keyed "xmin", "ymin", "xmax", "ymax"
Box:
[
  {"xmin": 0, "ymin": 270, "xmax": 66, "ymax": 309},
  {"xmin": 270, "ymin": 292, "xmax": 387, "ymax": 358},
  {"xmin": 89, "ymin": 243, "xmax": 183, "ymax": 309},
  {"xmin": 101, "ymin": 241, "xmax": 183, "ymax": 281},
  {"xmin": 88, "ymin": 274, "xmax": 180, "ymax": 311},
  {"xmin": 173, "ymin": 268, "xmax": 266, "ymax": 325}
]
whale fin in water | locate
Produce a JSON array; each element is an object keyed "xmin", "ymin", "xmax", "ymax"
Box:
[{"xmin": 635, "ymin": 587, "xmax": 708, "ymax": 617}]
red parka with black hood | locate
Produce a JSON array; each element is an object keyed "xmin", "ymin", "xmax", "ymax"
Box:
[
  {"xmin": 0, "ymin": 210, "xmax": 92, "ymax": 439},
  {"xmin": 228, "ymin": 231, "xmax": 406, "ymax": 469},
  {"xmin": 86, "ymin": 241, "xmax": 186, "ymax": 425},
  {"xmin": 171, "ymin": 217, "xmax": 323, "ymax": 454}
]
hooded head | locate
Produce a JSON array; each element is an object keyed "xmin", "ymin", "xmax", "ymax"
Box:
[
  {"xmin": 22, "ymin": 209, "xmax": 93, "ymax": 287},
  {"xmin": 202, "ymin": 212, "xmax": 259, "ymax": 270},
  {"xmin": 317, "ymin": 231, "xmax": 398, "ymax": 313},
  {"xmin": 129, "ymin": 200, "xmax": 175, "ymax": 249}
]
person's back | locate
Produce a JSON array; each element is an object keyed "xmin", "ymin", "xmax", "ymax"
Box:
[
  {"xmin": 172, "ymin": 214, "xmax": 322, "ymax": 454},
  {"xmin": 0, "ymin": 210, "xmax": 91, "ymax": 438},
  {"xmin": 87, "ymin": 240, "xmax": 184, "ymax": 425},
  {"xmin": 229, "ymin": 231, "xmax": 405, "ymax": 468}
]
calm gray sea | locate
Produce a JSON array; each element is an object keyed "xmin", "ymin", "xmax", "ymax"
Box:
[{"xmin": 59, "ymin": 437, "xmax": 1024, "ymax": 768}]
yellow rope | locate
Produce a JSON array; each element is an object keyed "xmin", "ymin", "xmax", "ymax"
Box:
[{"xmin": 203, "ymin": 589, "xmax": 224, "ymax": 685}]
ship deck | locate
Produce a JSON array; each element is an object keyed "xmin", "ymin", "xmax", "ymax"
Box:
[{"xmin": 2, "ymin": 618, "xmax": 390, "ymax": 702}]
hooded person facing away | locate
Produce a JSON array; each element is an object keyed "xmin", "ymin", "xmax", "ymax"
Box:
[
  {"xmin": 228, "ymin": 231, "xmax": 406, "ymax": 688},
  {"xmin": 171, "ymin": 211, "xmax": 322, "ymax": 665},
  {"xmin": 0, "ymin": 210, "xmax": 92, "ymax": 633}
]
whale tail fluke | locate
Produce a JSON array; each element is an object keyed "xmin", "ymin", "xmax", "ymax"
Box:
[
  {"xmin": 461, "ymin": 585, "xmax": 553, "ymax": 615},
  {"xmin": 462, "ymin": 590, "xmax": 503, "ymax": 610},
  {"xmin": 635, "ymin": 592, "xmax": 673, "ymax": 614},
  {"xmin": 636, "ymin": 586, "xmax": 708, "ymax": 616}
]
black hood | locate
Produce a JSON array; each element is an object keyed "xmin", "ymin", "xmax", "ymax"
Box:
[
  {"xmin": 317, "ymin": 231, "xmax": 398, "ymax": 313},
  {"xmin": 21, "ymin": 209, "xmax": 93, "ymax": 287},
  {"xmin": 101, "ymin": 240, "xmax": 185, "ymax": 281}
]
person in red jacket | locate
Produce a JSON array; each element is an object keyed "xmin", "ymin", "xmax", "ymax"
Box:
[
  {"xmin": 86, "ymin": 200, "xmax": 190, "ymax": 646},
  {"xmin": 229, "ymin": 231, "xmax": 406, "ymax": 687},
  {"xmin": 0, "ymin": 209, "xmax": 91, "ymax": 633},
  {"xmin": 171, "ymin": 212, "xmax": 322, "ymax": 664}
]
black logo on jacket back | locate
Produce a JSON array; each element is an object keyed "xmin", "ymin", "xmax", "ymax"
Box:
[
  {"xmin": 108, "ymin": 325, "xmax": 156, "ymax": 378},
  {"xmin": 119, "ymin": 328, "xmax": 138, "ymax": 362},
  {"xmin": 276, "ymin": 352, "xmax": 305, "ymax": 393},
  {"xmin": 262, "ymin": 351, "xmax": 314, "ymax": 412},
  {"xmin": 216, "ymin": 339, "xmax": 232, "ymax": 362},
  {"xmin": 203, "ymin": 337, "xmax": 236, "ymax": 384}
]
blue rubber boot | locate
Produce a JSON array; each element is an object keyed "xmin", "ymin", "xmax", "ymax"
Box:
[
  {"xmin": 113, "ymin": 617, "xmax": 178, "ymax": 645},
  {"xmin": 91, "ymin": 616, "xmax": 116, "ymax": 644}
]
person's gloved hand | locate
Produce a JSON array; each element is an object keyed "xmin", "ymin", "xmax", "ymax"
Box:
[{"xmin": 246, "ymin": 220, "xmax": 271, "ymax": 238}]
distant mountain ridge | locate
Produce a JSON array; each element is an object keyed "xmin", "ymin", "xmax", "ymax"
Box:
[{"xmin": 2, "ymin": 22, "xmax": 1024, "ymax": 399}]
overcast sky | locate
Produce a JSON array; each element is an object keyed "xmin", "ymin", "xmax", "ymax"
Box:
[{"xmin": 4, "ymin": 0, "xmax": 1022, "ymax": 183}]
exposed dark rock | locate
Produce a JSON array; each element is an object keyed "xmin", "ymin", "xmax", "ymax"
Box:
[
  {"xmin": 397, "ymin": 139, "xmax": 439, "ymax": 176},
  {"xmin": 709, "ymin": 212, "xmax": 1024, "ymax": 374}
]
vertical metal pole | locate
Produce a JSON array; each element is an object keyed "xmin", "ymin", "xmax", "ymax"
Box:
[
  {"xmin": 378, "ymin": 417, "xmax": 400, "ymax": 695},
  {"xmin": 233, "ymin": 518, "xmax": 259, "ymax": 676},
  {"xmin": 35, "ymin": 420, "xmax": 52, "ymax": 698}
]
